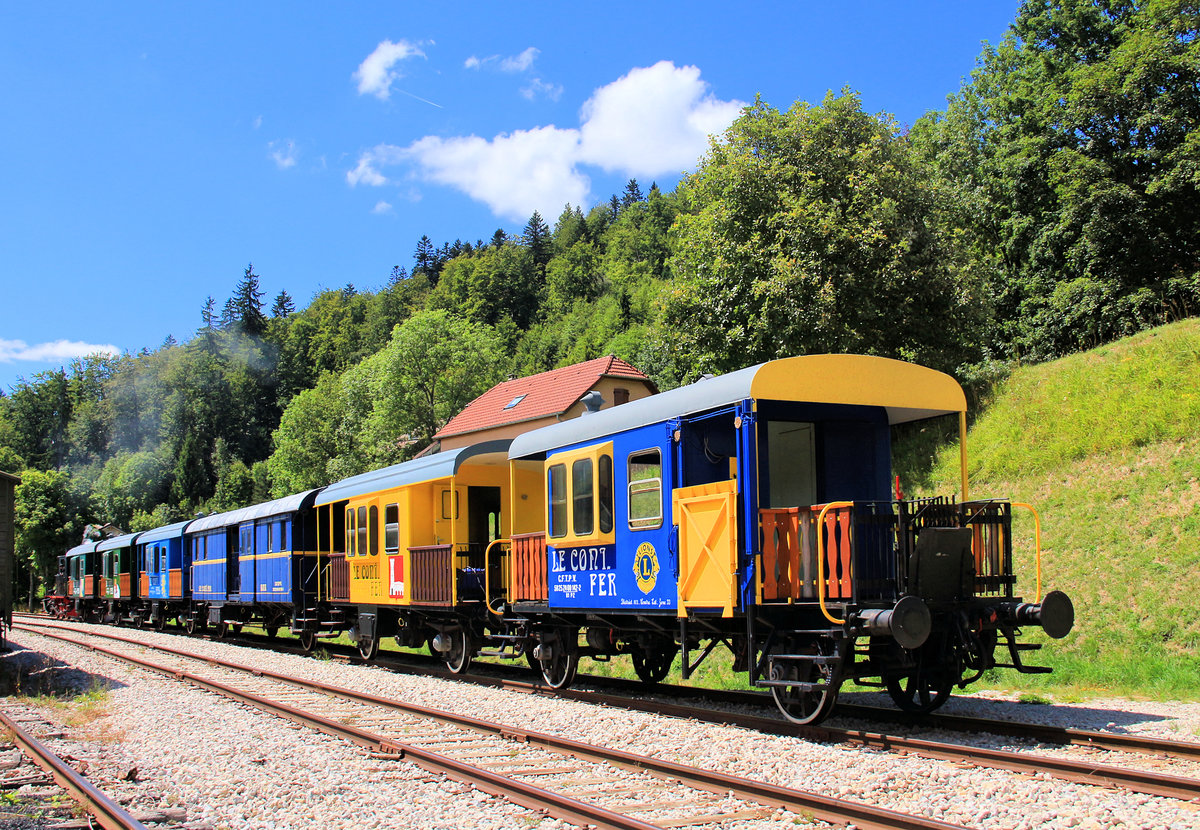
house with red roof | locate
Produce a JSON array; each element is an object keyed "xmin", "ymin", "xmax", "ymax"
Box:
[{"xmin": 432, "ymin": 356, "xmax": 658, "ymax": 451}]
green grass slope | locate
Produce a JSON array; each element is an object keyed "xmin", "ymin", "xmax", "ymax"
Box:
[{"xmin": 912, "ymin": 319, "xmax": 1200, "ymax": 697}]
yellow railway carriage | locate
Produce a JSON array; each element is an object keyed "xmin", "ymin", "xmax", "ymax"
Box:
[{"xmin": 311, "ymin": 441, "xmax": 512, "ymax": 663}]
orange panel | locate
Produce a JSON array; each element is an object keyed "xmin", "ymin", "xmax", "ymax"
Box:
[
  {"xmin": 510, "ymin": 532, "xmax": 547, "ymax": 601},
  {"xmin": 169, "ymin": 570, "xmax": 182, "ymax": 597},
  {"xmin": 139, "ymin": 574, "xmax": 149, "ymax": 597},
  {"xmin": 760, "ymin": 508, "xmax": 799, "ymax": 601}
]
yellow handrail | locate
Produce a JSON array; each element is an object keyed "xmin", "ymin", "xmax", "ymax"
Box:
[
  {"xmin": 1010, "ymin": 502, "xmax": 1042, "ymax": 601},
  {"xmin": 815, "ymin": 501, "xmax": 854, "ymax": 625},
  {"xmin": 483, "ymin": 538, "xmax": 510, "ymax": 614}
]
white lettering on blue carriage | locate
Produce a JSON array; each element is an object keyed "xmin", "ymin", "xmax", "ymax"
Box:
[{"xmin": 549, "ymin": 544, "xmax": 616, "ymax": 600}]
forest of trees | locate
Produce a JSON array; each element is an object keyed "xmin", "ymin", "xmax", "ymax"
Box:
[{"xmin": 2, "ymin": 1, "xmax": 1197, "ymax": 599}]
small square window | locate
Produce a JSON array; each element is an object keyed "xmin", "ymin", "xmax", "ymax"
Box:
[{"xmin": 503, "ymin": 394, "xmax": 527, "ymax": 410}]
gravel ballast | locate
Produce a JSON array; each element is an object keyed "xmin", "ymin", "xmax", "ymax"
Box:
[{"xmin": 6, "ymin": 622, "xmax": 1200, "ymax": 830}]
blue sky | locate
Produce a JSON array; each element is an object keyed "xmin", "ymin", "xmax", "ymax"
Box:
[{"xmin": 0, "ymin": 1, "xmax": 1019, "ymax": 392}]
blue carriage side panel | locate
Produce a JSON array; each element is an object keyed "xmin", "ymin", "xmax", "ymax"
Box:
[
  {"xmin": 255, "ymin": 516, "xmax": 293, "ymax": 603},
  {"xmin": 232, "ymin": 521, "xmax": 252, "ymax": 603},
  {"xmin": 544, "ymin": 422, "xmax": 679, "ymax": 613},
  {"xmin": 190, "ymin": 529, "xmax": 228, "ymax": 601}
]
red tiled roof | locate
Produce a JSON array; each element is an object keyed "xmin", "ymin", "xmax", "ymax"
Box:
[{"xmin": 434, "ymin": 355, "xmax": 654, "ymax": 439}]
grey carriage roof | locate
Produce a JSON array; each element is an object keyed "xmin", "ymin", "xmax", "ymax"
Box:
[
  {"xmin": 187, "ymin": 489, "xmax": 322, "ymax": 534},
  {"xmin": 317, "ymin": 440, "xmax": 512, "ymax": 505},
  {"xmin": 96, "ymin": 531, "xmax": 142, "ymax": 552},
  {"xmin": 508, "ymin": 354, "xmax": 967, "ymax": 459},
  {"xmin": 66, "ymin": 541, "xmax": 97, "ymax": 557},
  {"xmin": 135, "ymin": 520, "xmax": 193, "ymax": 545},
  {"xmin": 507, "ymin": 364, "xmax": 761, "ymax": 459}
]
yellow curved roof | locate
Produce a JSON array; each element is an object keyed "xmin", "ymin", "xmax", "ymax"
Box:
[{"xmin": 750, "ymin": 354, "xmax": 966, "ymax": 424}]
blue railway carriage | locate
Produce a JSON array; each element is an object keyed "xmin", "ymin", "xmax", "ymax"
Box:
[
  {"xmin": 63, "ymin": 541, "xmax": 100, "ymax": 619},
  {"xmin": 95, "ymin": 532, "xmax": 142, "ymax": 623},
  {"xmin": 136, "ymin": 520, "xmax": 192, "ymax": 629},
  {"xmin": 504, "ymin": 354, "xmax": 1074, "ymax": 722},
  {"xmin": 186, "ymin": 489, "xmax": 322, "ymax": 637}
]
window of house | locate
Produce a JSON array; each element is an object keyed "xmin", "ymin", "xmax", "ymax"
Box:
[
  {"xmin": 628, "ymin": 449, "xmax": 663, "ymax": 529},
  {"xmin": 613, "ymin": 387, "xmax": 630, "ymax": 406}
]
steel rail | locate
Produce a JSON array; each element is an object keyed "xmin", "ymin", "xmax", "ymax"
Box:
[
  {"xmin": 0, "ymin": 708, "xmax": 150, "ymax": 830},
  {"xmin": 19, "ymin": 614, "xmax": 1200, "ymax": 794},
  {"xmin": 16, "ymin": 621, "xmax": 965, "ymax": 830},
  {"xmin": 832, "ymin": 702, "xmax": 1200, "ymax": 761},
  {"xmin": 19, "ymin": 614, "xmax": 1200, "ymax": 770}
]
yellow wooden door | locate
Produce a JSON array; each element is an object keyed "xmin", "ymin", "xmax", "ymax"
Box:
[{"xmin": 674, "ymin": 480, "xmax": 739, "ymax": 617}]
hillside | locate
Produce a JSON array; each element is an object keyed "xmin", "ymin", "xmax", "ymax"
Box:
[{"xmin": 911, "ymin": 319, "xmax": 1200, "ymax": 697}]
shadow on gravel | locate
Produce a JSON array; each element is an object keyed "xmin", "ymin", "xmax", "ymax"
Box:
[
  {"xmin": 842, "ymin": 690, "xmax": 1173, "ymax": 730},
  {"xmin": 0, "ymin": 640, "xmax": 128, "ymax": 699}
]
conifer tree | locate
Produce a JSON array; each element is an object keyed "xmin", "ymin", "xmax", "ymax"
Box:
[
  {"xmin": 232, "ymin": 264, "xmax": 267, "ymax": 336},
  {"xmin": 271, "ymin": 289, "xmax": 295, "ymax": 318}
]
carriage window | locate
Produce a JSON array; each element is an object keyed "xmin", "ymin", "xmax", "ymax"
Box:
[
  {"xmin": 384, "ymin": 504, "xmax": 399, "ymax": 553},
  {"xmin": 267, "ymin": 523, "xmax": 275, "ymax": 553},
  {"xmin": 345, "ymin": 507, "xmax": 355, "ymax": 555},
  {"xmin": 440, "ymin": 490, "xmax": 459, "ymax": 519},
  {"xmin": 279, "ymin": 520, "xmax": 288, "ymax": 552},
  {"xmin": 369, "ymin": 506, "xmax": 380, "ymax": 556},
  {"xmin": 599, "ymin": 454, "xmax": 614, "ymax": 534},
  {"xmin": 357, "ymin": 506, "xmax": 368, "ymax": 557},
  {"xmin": 628, "ymin": 449, "xmax": 663, "ymax": 529},
  {"xmin": 549, "ymin": 463, "xmax": 567, "ymax": 538},
  {"xmin": 572, "ymin": 459, "xmax": 594, "ymax": 536}
]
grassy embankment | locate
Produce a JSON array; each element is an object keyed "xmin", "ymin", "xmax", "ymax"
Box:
[{"xmin": 902, "ymin": 318, "xmax": 1200, "ymax": 699}]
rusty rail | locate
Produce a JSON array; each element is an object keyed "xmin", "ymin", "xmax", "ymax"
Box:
[
  {"xmin": 0, "ymin": 708, "xmax": 149, "ymax": 830},
  {"xmin": 17, "ymin": 620, "xmax": 965, "ymax": 830}
]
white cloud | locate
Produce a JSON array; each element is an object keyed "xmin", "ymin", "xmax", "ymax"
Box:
[
  {"xmin": 464, "ymin": 55, "xmax": 485, "ymax": 70},
  {"xmin": 372, "ymin": 200, "xmax": 393, "ymax": 214},
  {"xmin": 0, "ymin": 338, "xmax": 120, "ymax": 364},
  {"xmin": 578, "ymin": 61, "xmax": 744, "ymax": 177},
  {"xmin": 500, "ymin": 47, "xmax": 539, "ymax": 73},
  {"xmin": 268, "ymin": 139, "xmax": 298, "ymax": 169},
  {"xmin": 521, "ymin": 78, "xmax": 563, "ymax": 102},
  {"xmin": 253, "ymin": 115, "xmax": 263, "ymax": 130},
  {"xmin": 349, "ymin": 61, "xmax": 742, "ymax": 220},
  {"xmin": 403, "ymin": 127, "xmax": 589, "ymax": 221},
  {"xmin": 354, "ymin": 39, "xmax": 425, "ymax": 100}
]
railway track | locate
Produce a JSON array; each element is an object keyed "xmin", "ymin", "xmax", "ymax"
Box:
[
  {"xmin": 0, "ymin": 704, "xmax": 150, "ymax": 830},
  {"xmin": 23, "ymin": 616, "xmax": 1200, "ymax": 802},
  {"xmin": 15, "ymin": 619, "xmax": 969, "ymax": 830}
]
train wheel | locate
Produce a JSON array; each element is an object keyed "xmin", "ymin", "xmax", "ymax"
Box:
[
  {"xmin": 538, "ymin": 628, "xmax": 579, "ymax": 689},
  {"xmin": 299, "ymin": 630, "xmax": 317, "ymax": 653},
  {"xmin": 185, "ymin": 615, "xmax": 199, "ymax": 636},
  {"xmin": 264, "ymin": 626, "xmax": 278, "ymax": 639},
  {"xmin": 442, "ymin": 628, "xmax": 472, "ymax": 674},
  {"xmin": 231, "ymin": 623, "xmax": 243, "ymax": 636},
  {"xmin": 358, "ymin": 635, "xmax": 380, "ymax": 661},
  {"xmin": 885, "ymin": 633, "xmax": 956, "ymax": 714},
  {"xmin": 152, "ymin": 614, "xmax": 165, "ymax": 632},
  {"xmin": 631, "ymin": 637, "xmax": 675, "ymax": 685},
  {"xmin": 215, "ymin": 621, "xmax": 230, "ymax": 639},
  {"xmin": 769, "ymin": 640, "xmax": 841, "ymax": 725}
]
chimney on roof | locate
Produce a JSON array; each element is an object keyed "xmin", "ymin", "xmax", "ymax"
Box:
[{"xmin": 580, "ymin": 391, "xmax": 605, "ymax": 415}]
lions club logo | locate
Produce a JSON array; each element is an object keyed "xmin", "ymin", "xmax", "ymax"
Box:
[{"xmin": 633, "ymin": 542, "xmax": 659, "ymax": 594}]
